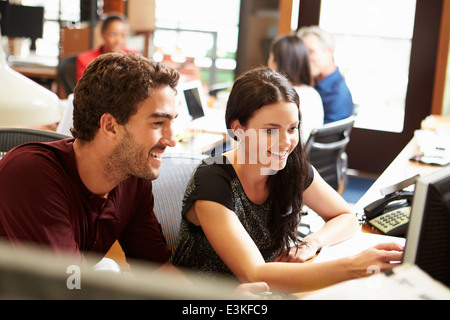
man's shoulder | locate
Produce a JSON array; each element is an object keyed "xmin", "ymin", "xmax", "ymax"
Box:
[
  {"xmin": 0, "ymin": 140, "xmax": 77, "ymax": 208},
  {"xmin": 317, "ymin": 69, "xmax": 352, "ymax": 100},
  {"xmin": 321, "ymin": 69, "xmax": 345, "ymax": 87},
  {"xmin": 0, "ymin": 139, "xmax": 74, "ymax": 176},
  {"xmin": 331, "ymin": 68, "xmax": 351, "ymax": 90}
]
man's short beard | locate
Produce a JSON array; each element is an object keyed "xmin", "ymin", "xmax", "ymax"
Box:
[{"xmin": 105, "ymin": 129, "xmax": 159, "ymax": 183}]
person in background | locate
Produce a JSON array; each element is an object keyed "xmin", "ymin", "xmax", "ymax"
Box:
[
  {"xmin": 76, "ymin": 14, "xmax": 139, "ymax": 81},
  {"xmin": 171, "ymin": 66, "xmax": 403, "ymax": 293},
  {"xmin": 268, "ymin": 34, "xmax": 324, "ymax": 142},
  {"xmin": 297, "ymin": 26, "xmax": 354, "ymax": 124}
]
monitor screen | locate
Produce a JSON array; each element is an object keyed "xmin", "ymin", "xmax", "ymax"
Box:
[
  {"xmin": 184, "ymin": 86, "xmax": 205, "ymax": 120},
  {"xmin": 403, "ymin": 166, "xmax": 450, "ymax": 287},
  {"xmin": 0, "ymin": 2, "xmax": 44, "ymax": 40}
]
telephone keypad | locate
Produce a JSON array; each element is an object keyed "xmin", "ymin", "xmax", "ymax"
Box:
[{"xmin": 368, "ymin": 206, "xmax": 411, "ymax": 236}]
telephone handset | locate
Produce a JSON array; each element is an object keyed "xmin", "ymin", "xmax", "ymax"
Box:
[{"xmin": 363, "ymin": 175, "xmax": 419, "ymax": 237}]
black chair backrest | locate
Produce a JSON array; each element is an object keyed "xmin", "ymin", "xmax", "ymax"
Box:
[
  {"xmin": 57, "ymin": 54, "xmax": 77, "ymax": 96},
  {"xmin": 0, "ymin": 128, "xmax": 71, "ymax": 158},
  {"xmin": 305, "ymin": 116, "xmax": 355, "ymax": 191}
]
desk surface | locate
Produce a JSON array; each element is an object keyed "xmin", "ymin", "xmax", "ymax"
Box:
[
  {"xmin": 10, "ymin": 64, "xmax": 57, "ymax": 79},
  {"xmin": 169, "ymin": 107, "xmax": 229, "ymax": 154},
  {"xmin": 9, "ymin": 55, "xmax": 58, "ymax": 80}
]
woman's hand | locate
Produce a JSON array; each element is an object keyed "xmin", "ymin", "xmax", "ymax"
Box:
[{"xmin": 347, "ymin": 242, "xmax": 404, "ymax": 278}]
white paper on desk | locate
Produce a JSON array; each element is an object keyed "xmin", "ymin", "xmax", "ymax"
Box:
[
  {"xmin": 313, "ymin": 231, "xmax": 406, "ymax": 263},
  {"xmin": 303, "ymin": 263, "xmax": 450, "ymax": 300}
]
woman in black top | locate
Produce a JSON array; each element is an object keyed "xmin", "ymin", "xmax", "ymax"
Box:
[{"xmin": 172, "ymin": 67, "xmax": 403, "ymax": 293}]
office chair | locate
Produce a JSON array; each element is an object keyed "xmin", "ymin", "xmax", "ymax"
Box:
[
  {"xmin": 305, "ymin": 115, "xmax": 356, "ymax": 193},
  {"xmin": 0, "ymin": 128, "xmax": 71, "ymax": 158},
  {"xmin": 152, "ymin": 152, "xmax": 206, "ymax": 252},
  {"xmin": 57, "ymin": 54, "xmax": 77, "ymax": 96}
]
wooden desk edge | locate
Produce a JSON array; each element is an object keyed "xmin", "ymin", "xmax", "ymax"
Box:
[{"xmin": 11, "ymin": 65, "xmax": 57, "ymax": 79}]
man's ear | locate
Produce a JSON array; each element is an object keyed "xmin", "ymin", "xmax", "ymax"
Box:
[
  {"xmin": 99, "ymin": 113, "xmax": 120, "ymax": 141},
  {"xmin": 326, "ymin": 46, "xmax": 335, "ymax": 60}
]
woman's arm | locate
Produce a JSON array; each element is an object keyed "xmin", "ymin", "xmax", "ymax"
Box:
[
  {"xmin": 193, "ymin": 199, "xmax": 402, "ymax": 293},
  {"xmin": 299, "ymin": 167, "xmax": 360, "ymax": 257}
]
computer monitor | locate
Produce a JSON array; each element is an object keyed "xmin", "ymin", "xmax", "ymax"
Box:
[
  {"xmin": 0, "ymin": 2, "xmax": 44, "ymax": 50},
  {"xmin": 403, "ymin": 165, "xmax": 450, "ymax": 287},
  {"xmin": 178, "ymin": 80, "xmax": 206, "ymax": 120}
]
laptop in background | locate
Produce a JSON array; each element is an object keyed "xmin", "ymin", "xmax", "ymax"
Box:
[{"xmin": 176, "ymin": 81, "xmax": 227, "ymax": 134}]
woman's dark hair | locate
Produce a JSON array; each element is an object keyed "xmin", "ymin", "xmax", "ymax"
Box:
[
  {"xmin": 225, "ymin": 66, "xmax": 311, "ymax": 254},
  {"xmin": 72, "ymin": 52, "xmax": 179, "ymax": 141},
  {"xmin": 270, "ymin": 34, "xmax": 312, "ymax": 86}
]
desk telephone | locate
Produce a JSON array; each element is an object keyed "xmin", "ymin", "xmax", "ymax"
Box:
[{"xmin": 363, "ymin": 175, "xmax": 419, "ymax": 237}]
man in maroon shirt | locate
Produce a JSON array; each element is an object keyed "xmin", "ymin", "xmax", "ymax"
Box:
[{"xmin": 0, "ymin": 52, "xmax": 180, "ymax": 274}]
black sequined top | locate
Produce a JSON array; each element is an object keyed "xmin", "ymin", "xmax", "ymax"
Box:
[{"xmin": 171, "ymin": 155, "xmax": 313, "ymax": 279}]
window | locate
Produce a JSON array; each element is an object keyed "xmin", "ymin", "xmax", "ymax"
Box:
[
  {"xmin": 319, "ymin": 0, "xmax": 416, "ymax": 132},
  {"xmin": 18, "ymin": 0, "xmax": 80, "ymax": 58},
  {"xmin": 153, "ymin": 0, "xmax": 241, "ymax": 87}
]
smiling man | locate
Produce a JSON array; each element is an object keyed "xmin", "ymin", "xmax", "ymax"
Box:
[{"xmin": 0, "ymin": 53, "xmax": 180, "ymax": 272}]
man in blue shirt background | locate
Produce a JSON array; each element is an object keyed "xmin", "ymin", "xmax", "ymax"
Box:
[{"xmin": 298, "ymin": 26, "xmax": 354, "ymax": 124}]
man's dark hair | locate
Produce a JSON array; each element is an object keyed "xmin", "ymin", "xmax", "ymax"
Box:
[{"xmin": 72, "ymin": 52, "xmax": 180, "ymax": 141}]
